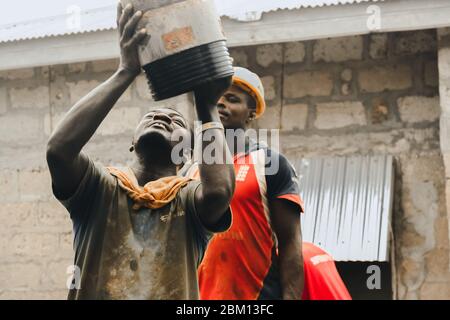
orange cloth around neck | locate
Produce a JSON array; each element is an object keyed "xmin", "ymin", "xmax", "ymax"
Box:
[{"xmin": 107, "ymin": 167, "xmax": 191, "ymax": 210}]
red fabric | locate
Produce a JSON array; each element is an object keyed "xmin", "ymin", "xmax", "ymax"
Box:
[
  {"xmin": 198, "ymin": 156, "xmax": 275, "ymax": 300},
  {"xmin": 277, "ymin": 194, "xmax": 305, "ymax": 213},
  {"xmin": 301, "ymin": 242, "xmax": 352, "ymax": 300}
]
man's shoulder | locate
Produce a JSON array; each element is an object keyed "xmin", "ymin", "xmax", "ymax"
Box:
[
  {"xmin": 182, "ymin": 179, "xmax": 201, "ymax": 191},
  {"xmin": 177, "ymin": 179, "xmax": 201, "ymax": 204},
  {"xmin": 249, "ymin": 143, "xmax": 288, "ymax": 163},
  {"xmin": 76, "ymin": 161, "xmax": 121, "ymax": 200},
  {"xmin": 249, "ymin": 145, "xmax": 297, "ymax": 178}
]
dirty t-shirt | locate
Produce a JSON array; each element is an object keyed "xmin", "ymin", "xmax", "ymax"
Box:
[{"xmin": 54, "ymin": 158, "xmax": 231, "ymax": 300}]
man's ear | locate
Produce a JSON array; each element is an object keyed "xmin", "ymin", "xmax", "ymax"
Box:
[{"xmin": 246, "ymin": 110, "xmax": 257, "ymax": 124}]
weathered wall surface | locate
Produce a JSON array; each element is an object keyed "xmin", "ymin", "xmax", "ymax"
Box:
[
  {"xmin": 0, "ymin": 29, "xmax": 448, "ymax": 299},
  {"xmin": 438, "ymin": 27, "xmax": 450, "ymax": 280},
  {"xmin": 237, "ymin": 29, "xmax": 448, "ymax": 300}
]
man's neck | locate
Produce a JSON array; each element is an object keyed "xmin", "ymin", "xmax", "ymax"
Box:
[
  {"xmin": 226, "ymin": 127, "xmax": 250, "ymax": 156},
  {"xmin": 131, "ymin": 154, "xmax": 177, "ymax": 186}
]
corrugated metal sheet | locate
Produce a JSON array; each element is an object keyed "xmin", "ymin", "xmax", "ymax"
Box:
[
  {"xmin": 294, "ymin": 155, "xmax": 394, "ymax": 262},
  {"xmin": 0, "ymin": 5, "xmax": 117, "ymax": 43},
  {"xmin": 0, "ymin": 0, "xmax": 384, "ymax": 43}
]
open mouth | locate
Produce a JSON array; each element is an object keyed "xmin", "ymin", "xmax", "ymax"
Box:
[
  {"xmin": 146, "ymin": 121, "xmax": 171, "ymax": 132},
  {"xmin": 218, "ymin": 109, "xmax": 230, "ymax": 119}
]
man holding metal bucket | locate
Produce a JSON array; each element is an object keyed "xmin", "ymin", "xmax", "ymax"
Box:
[{"xmin": 46, "ymin": 3, "xmax": 235, "ymax": 300}]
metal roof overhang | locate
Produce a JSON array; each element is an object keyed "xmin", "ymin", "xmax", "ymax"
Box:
[
  {"xmin": 0, "ymin": 1, "xmax": 385, "ymax": 42},
  {"xmin": 0, "ymin": 0, "xmax": 449, "ymax": 71},
  {"xmin": 295, "ymin": 155, "xmax": 394, "ymax": 262}
]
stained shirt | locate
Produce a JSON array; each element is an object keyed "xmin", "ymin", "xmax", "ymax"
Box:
[{"xmin": 54, "ymin": 158, "xmax": 231, "ymax": 300}]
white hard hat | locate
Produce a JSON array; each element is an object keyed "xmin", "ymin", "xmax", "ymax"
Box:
[{"xmin": 232, "ymin": 67, "xmax": 266, "ymax": 119}]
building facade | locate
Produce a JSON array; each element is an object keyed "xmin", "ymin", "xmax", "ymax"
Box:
[{"xmin": 0, "ymin": 0, "xmax": 450, "ymax": 300}]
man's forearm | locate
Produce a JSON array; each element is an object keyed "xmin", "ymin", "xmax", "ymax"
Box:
[
  {"xmin": 279, "ymin": 243, "xmax": 304, "ymax": 300},
  {"xmin": 196, "ymin": 104, "xmax": 235, "ymax": 224},
  {"xmin": 48, "ymin": 68, "xmax": 136, "ymax": 159}
]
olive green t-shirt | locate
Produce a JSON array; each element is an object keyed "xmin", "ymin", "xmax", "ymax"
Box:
[{"xmin": 55, "ymin": 158, "xmax": 231, "ymax": 300}]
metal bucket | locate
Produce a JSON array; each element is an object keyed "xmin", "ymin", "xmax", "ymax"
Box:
[{"xmin": 120, "ymin": 0, "xmax": 234, "ymax": 101}]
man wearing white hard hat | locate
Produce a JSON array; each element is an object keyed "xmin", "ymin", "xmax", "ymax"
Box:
[{"xmin": 185, "ymin": 67, "xmax": 305, "ymax": 300}]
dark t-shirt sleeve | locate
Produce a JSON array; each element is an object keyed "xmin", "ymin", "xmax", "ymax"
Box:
[
  {"xmin": 266, "ymin": 149, "xmax": 305, "ymax": 213},
  {"xmin": 52, "ymin": 157, "xmax": 109, "ymax": 220}
]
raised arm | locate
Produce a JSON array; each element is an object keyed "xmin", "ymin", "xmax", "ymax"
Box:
[
  {"xmin": 193, "ymin": 78, "xmax": 236, "ymax": 229},
  {"xmin": 46, "ymin": 3, "xmax": 146, "ymax": 199}
]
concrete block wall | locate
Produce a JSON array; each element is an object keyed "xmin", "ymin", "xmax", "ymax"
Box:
[
  {"xmin": 0, "ymin": 59, "xmax": 192, "ymax": 299},
  {"xmin": 438, "ymin": 27, "xmax": 450, "ymax": 276},
  {"xmin": 0, "ymin": 29, "xmax": 448, "ymax": 299}
]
